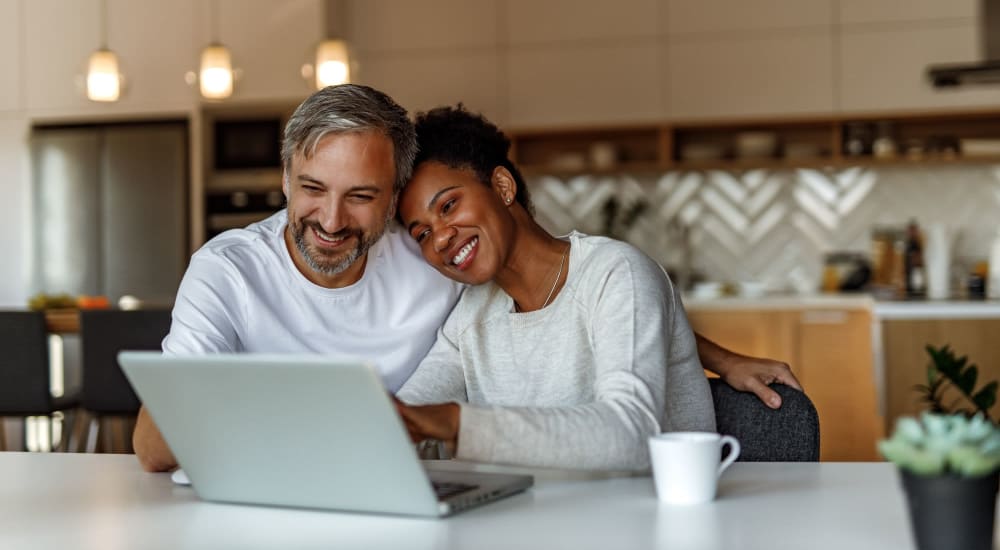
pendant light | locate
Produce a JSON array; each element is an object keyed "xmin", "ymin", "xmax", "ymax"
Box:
[
  {"xmin": 86, "ymin": 0, "xmax": 121, "ymax": 102},
  {"xmin": 303, "ymin": 0, "xmax": 351, "ymax": 89},
  {"xmin": 199, "ymin": 0, "xmax": 234, "ymax": 99},
  {"xmin": 314, "ymin": 39, "xmax": 350, "ymax": 88}
]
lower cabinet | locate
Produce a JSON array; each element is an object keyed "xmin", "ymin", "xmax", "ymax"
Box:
[
  {"xmin": 882, "ymin": 319, "xmax": 1000, "ymax": 434},
  {"xmin": 687, "ymin": 307, "xmax": 883, "ymax": 461}
]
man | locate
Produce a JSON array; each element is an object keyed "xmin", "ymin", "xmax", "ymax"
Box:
[{"xmin": 134, "ymin": 84, "xmax": 799, "ymax": 472}]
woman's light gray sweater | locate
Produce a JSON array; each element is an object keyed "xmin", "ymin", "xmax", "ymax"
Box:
[{"xmin": 397, "ymin": 232, "xmax": 715, "ymax": 470}]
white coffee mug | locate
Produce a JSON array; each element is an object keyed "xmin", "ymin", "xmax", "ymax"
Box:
[{"xmin": 649, "ymin": 432, "xmax": 740, "ymax": 505}]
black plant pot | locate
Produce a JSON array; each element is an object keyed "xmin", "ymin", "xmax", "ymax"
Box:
[{"xmin": 900, "ymin": 469, "xmax": 1000, "ymax": 550}]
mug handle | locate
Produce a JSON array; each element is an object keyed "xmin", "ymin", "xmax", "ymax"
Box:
[{"xmin": 717, "ymin": 435, "xmax": 741, "ymax": 476}]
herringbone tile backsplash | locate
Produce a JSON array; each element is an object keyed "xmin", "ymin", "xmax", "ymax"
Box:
[{"xmin": 528, "ymin": 165, "xmax": 1000, "ymax": 292}]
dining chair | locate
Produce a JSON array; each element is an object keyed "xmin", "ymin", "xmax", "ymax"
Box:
[
  {"xmin": 78, "ymin": 309, "xmax": 172, "ymax": 453},
  {"xmin": 708, "ymin": 378, "xmax": 820, "ymax": 461},
  {"xmin": 0, "ymin": 311, "xmax": 79, "ymax": 451}
]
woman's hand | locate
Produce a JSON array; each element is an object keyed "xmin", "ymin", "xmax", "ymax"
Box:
[
  {"xmin": 393, "ymin": 398, "xmax": 461, "ymax": 456},
  {"xmin": 715, "ymin": 355, "xmax": 802, "ymax": 409},
  {"xmin": 695, "ymin": 333, "xmax": 803, "ymax": 409}
]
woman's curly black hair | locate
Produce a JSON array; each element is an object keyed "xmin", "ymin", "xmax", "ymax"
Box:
[{"xmin": 412, "ymin": 105, "xmax": 533, "ymax": 214}]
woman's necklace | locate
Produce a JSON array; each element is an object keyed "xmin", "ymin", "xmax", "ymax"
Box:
[{"xmin": 540, "ymin": 244, "xmax": 570, "ymax": 309}]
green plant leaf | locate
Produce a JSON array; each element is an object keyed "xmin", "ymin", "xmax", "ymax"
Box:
[
  {"xmin": 919, "ymin": 344, "xmax": 997, "ymax": 419},
  {"xmin": 973, "ymin": 382, "xmax": 998, "ymax": 415},
  {"xmin": 958, "ymin": 365, "xmax": 979, "ymax": 395},
  {"xmin": 949, "ymin": 445, "xmax": 1000, "ymax": 477}
]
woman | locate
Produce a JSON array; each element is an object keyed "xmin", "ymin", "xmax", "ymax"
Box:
[{"xmin": 394, "ymin": 106, "xmax": 715, "ymax": 471}]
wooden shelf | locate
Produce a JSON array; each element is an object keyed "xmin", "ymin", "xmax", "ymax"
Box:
[{"xmin": 508, "ymin": 109, "xmax": 1000, "ymax": 175}]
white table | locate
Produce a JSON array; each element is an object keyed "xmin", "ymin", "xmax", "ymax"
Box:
[{"xmin": 0, "ymin": 452, "xmax": 979, "ymax": 549}]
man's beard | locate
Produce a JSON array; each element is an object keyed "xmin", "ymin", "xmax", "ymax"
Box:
[{"xmin": 291, "ymin": 216, "xmax": 389, "ymax": 277}]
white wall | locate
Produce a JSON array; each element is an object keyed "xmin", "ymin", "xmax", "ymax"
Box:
[{"xmin": 0, "ymin": 0, "xmax": 323, "ymax": 307}]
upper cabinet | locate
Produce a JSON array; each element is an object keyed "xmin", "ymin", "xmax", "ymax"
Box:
[
  {"xmin": 838, "ymin": 0, "xmax": 977, "ymax": 25},
  {"xmin": 838, "ymin": 21, "xmax": 1000, "ymax": 113},
  {"xmin": 506, "ymin": 43, "xmax": 663, "ymax": 128},
  {"xmin": 505, "ymin": 0, "xmax": 659, "ymax": 44},
  {"xmin": 0, "ymin": 0, "xmax": 20, "ymax": 112},
  {"xmin": 664, "ymin": 0, "xmax": 836, "ymax": 120},
  {"xmin": 666, "ymin": 31, "xmax": 836, "ymax": 120},
  {"xmin": 666, "ymin": 0, "xmax": 832, "ymax": 34},
  {"xmin": 350, "ymin": 0, "xmax": 503, "ymax": 122}
]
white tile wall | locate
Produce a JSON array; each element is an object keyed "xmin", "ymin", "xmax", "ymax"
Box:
[{"xmin": 528, "ymin": 164, "xmax": 1000, "ymax": 292}]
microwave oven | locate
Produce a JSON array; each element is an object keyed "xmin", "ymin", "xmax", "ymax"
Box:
[{"xmin": 213, "ymin": 118, "xmax": 282, "ymax": 170}]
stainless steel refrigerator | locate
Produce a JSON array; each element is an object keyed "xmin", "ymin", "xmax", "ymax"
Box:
[{"xmin": 30, "ymin": 121, "xmax": 188, "ymax": 306}]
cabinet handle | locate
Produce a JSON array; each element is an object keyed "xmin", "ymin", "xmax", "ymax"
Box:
[{"xmin": 800, "ymin": 310, "xmax": 849, "ymax": 325}]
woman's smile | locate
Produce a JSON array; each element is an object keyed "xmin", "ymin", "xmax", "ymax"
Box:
[{"xmin": 450, "ymin": 236, "xmax": 479, "ymax": 269}]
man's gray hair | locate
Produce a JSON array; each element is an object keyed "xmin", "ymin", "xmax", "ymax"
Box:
[{"xmin": 281, "ymin": 84, "xmax": 417, "ymax": 195}]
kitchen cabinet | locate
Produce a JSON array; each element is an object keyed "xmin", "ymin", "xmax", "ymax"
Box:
[
  {"xmin": 356, "ymin": 51, "xmax": 504, "ymax": 124},
  {"xmin": 510, "ymin": 109, "xmax": 1000, "ymax": 175},
  {"xmin": 838, "ymin": 21, "xmax": 1000, "ymax": 113},
  {"xmin": 506, "ymin": 42, "xmax": 662, "ymax": 128},
  {"xmin": 687, "ymin": 306, "xmax": 883, "ymax": 461},
  {"xmin": 882, "ymin": 319, "xmax": 1000, "ymax": 433},
  {"xmin": 506, "ymin": 0, "xmax": 658, "ymax": 45},
  {"xmin": 666, "ymin": 0, "xmax": 831, "ymax": 35},
  {"xmin": 666, "ymin": 31, "xmax": 835, "ymax": 121},
  {"xmin": 30, "ymin": 122, "xmax": 188, "ymax": 303},
  {"xmin": 838, "ymin": 0, "xmax": 977, "ymax": 25}
]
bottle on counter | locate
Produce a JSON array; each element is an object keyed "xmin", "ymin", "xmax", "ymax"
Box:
[
  {"xmin": 904, "ymin": 219, "xmax": 926, "ymax": 298},
  {"xmin": 988, "ymin": 228, "xmax": 1000, "ymax": 299}
]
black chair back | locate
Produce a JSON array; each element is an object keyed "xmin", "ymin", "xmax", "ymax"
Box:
[
  {"xmin": 80, "ymin": 309, "xmax": 171, "ymax": 414},
  {"xmin": 0, "ymin": 311, "xmax": 54, "ymax": 414},
  {"xmin": 709, "ymin": 379, "xmax": 821, "ymax": 461}
]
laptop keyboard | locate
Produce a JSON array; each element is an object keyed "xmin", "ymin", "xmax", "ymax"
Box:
[{"xmin": 432, "ymin": 481, "xmax": 478, "ymax": 499}]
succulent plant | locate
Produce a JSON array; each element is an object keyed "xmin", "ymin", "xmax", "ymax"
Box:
[{"xmin": 879, "ymin": 413, "xmax": 1000, "ymax": 477}]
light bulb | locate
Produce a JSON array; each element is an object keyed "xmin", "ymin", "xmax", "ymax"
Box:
[
  {"xmin": 315, "ymin": 40, "xmax": 350, "ymax": 88},
  {"xmin": 86, "ymin": 49, "xmax": 121, "ymax": 102},
  {"xmin": 200, "ymin": 44, "xmax": 233, "ymax": 99}
]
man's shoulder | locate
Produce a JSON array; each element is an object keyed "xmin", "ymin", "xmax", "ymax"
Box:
[{"xmin": 193, "ymin": 211, "xmax": 286, "ymax": 267}]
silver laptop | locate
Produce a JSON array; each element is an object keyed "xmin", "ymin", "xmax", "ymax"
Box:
[{"xmin": 118, "ymin": 352, "xmax": 533, "ymax": 517}]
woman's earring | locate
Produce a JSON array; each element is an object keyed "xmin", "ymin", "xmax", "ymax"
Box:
[{"xmin": 505, "ymin": 197, "xmax": 512, "ymax": 205}]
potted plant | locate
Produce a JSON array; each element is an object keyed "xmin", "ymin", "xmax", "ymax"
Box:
[{"xmin": 879, "ymin": 345, "xmax": 1000, "ymax": 550}]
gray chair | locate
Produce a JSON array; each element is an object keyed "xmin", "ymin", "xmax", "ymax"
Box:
[
  {"xmin": 78, "ymin": 309, "xmax": 172, "ymax": 453},
  {"xmin": 709, "ymin": 378, "xmax": 820, "ymax": 461},
  {"xmin": 0, "ymin": 311, "xmax": 79, "ymax": 451}
]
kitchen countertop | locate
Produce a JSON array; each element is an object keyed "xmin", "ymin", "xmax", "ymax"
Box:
[{"xmin": 683, "ymin": 293, "xmax": 1000, "ymax": 319}]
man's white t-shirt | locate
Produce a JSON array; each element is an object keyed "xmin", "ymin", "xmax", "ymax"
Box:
[{"xmin": 162, "ymin": 210, "xmax": 463, "ymax": 391}]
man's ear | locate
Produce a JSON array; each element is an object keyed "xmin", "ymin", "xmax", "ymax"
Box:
[
  {"xmin": 491, "ymin": 166, "xmax": 517, "ymax": 206},
  {"xmin": 282, "ymin": 171, "xmax": 290, "ymax": 198},
  {"xmin": 388, "ymin": 194, "xmax": 398, "ymax": 221}
]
